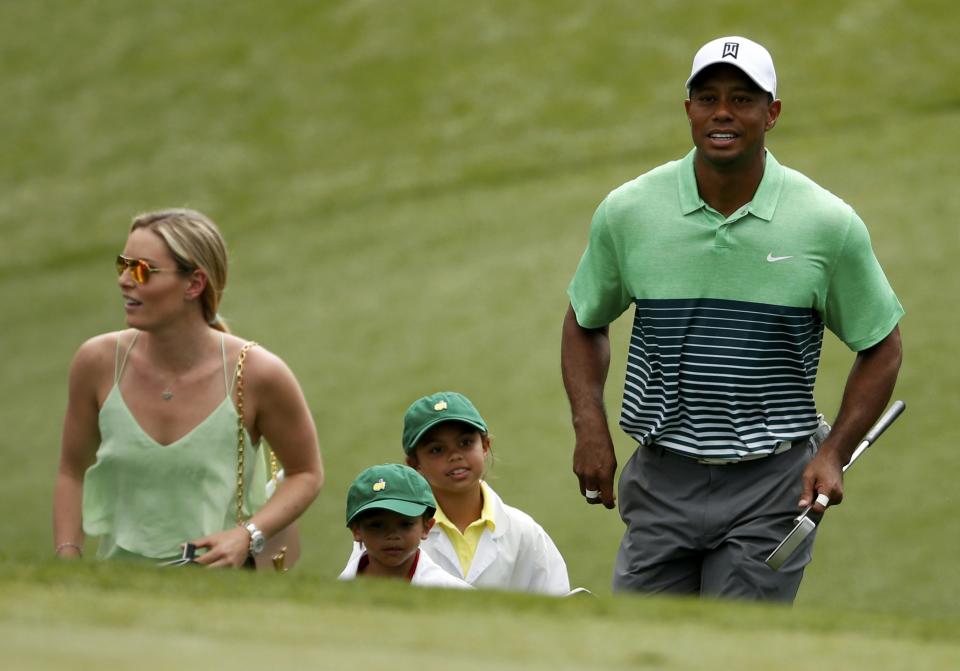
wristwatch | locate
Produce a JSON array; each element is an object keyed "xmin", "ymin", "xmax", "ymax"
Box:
[{"xmin": 244, "ymin": 522, "xmax": 266, "ymax": 556}]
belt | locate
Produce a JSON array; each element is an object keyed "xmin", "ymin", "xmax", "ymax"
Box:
[{"xmin": 690, "ymin": 436, "xmax": 810, "ymax": 465}]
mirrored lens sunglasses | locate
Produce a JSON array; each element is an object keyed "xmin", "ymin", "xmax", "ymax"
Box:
[{"xmin": 115, "ymin": 255, "xmax": 169, "ymax": 285}]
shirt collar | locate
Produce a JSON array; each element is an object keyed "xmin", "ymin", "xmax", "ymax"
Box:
[
  {"xmin": 433, "ymin": 481, "xmax": 497, "ymax": 533},
  {"xmin": 678, "ymin": 148, "xmax": 784, "ymax": 221},
  {"xmin": 477, "ymin": 481, "xmax": 497, "ymax": 531}
]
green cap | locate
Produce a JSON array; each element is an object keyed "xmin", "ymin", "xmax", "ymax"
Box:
[
  {"xmin": 401, "ymin": 391, "xmax": 488, "ymax": 455},
  {"xmin": 345, "ymin": 463, "xmax": 437, "ymax": 526}
]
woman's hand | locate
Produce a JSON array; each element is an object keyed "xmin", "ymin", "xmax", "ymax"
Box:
[{"xmin": 191, "ymin": 526, "xmax": 251, "ymax": 568}]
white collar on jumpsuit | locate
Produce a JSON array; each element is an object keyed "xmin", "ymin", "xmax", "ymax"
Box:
[{"xmin": 426, "ymin": 481, "xmax": 510, "ymax": 583}]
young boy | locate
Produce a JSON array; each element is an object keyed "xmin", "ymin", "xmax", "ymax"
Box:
[{"xmin": 339, "ymin": 463, "xmax": 472, "ymax": 589}]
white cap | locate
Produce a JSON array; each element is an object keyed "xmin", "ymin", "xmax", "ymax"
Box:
[{"xmin": 686, "ymin": 36, "xmax": 777, "ymax": 98}]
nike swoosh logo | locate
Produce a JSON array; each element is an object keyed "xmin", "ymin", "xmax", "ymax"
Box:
[{"xmin": 766, "ymin": 253, "xmax": 794, "ymax": 262}]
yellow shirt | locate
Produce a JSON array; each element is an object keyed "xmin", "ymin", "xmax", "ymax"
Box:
[{"xmin": 433, "ymin": 481, "xmax": 497, "ymax": 576}]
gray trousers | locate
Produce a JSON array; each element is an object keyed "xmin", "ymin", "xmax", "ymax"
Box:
[{"xmin": 613, "ymin": 440, "xmax": 817, "ymax": 602}]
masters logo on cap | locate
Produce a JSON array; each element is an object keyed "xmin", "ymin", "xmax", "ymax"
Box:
[
  {"xmin": 402, "ymin": 391, "xmax": 488, "ymax": 454},
  {"xmin": 345, "ymin": 464, "xmax": 436, "ymax": 526}
]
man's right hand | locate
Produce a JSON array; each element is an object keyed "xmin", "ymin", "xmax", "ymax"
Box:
[
  {"xmin": 573, "ymin": 429, "xmax": 618, "ymax": 509},
  {"xmin": 562, "ymin": 304, "xmax": 618, "ymax": 510}
]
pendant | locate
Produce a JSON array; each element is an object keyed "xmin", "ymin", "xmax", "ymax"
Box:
[{"xmin": 161, "ymin": 391, "xmax": 174, "ymax": 401}]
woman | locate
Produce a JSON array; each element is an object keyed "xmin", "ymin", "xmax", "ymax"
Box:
[{"xmin": 53, "ymin": 208, "xmax": 323, "ymax": 567}]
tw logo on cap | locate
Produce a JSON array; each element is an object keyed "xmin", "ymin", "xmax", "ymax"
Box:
[
  {"xmin": 722, "ymin": 42, "xmax": 739, "ymax": 59},
  {"xmin": 434, "ymin": 401, "xmax": 448, "ymax": 411},
  {"xmin": 372, "ymin": 478, "xmax": 386, "ymax": 492}
]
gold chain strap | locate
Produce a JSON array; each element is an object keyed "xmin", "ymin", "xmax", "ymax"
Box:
[
  {"xmin": 235, "ymin": 341, "xmax": 257, "ymax": 525},
  {"xmin": 235, "ymin": 341, "xmax": 289, "ymax": 572},
  {"xmin": 270, "ymin": 450, "xmax": 280, "ymax": 480}
]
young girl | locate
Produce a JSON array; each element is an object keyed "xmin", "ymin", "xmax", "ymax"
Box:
[
  {"xmin": 339, "ymin": 463, "xmax": 471, "ymax": 589},
  {"xmin": 401, "ymin": 391, "xmax": 570, "ymax": 594}
]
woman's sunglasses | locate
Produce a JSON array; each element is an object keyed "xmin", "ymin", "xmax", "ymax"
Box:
[{"xmin": 115, "ymin": 255, "xmax": 169, "ymax": 285}]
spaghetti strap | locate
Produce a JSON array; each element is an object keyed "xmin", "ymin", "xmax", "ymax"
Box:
[
  {"xmin": 114, "ymin": 337, "xmax": 122, "ymax": 384},
  {"xmin": 115, "ymin": 331, "xmax": 139, "ymax": 384},
  {"xmin": 220, "ymin": 333, "xmax": 229, "ymax": 396},
  {"xmin": 228, "ymin": 340, "xmax": 253, "ymax": 397}
]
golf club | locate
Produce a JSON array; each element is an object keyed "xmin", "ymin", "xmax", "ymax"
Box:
[{"xmin": 765, "ymin": 399, "xmax": 906, "ymax": 570}]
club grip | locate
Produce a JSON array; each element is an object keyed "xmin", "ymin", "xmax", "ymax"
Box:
[{"xmin": 862, "ymin": 400, "xmax": 906, "ymax": 446}]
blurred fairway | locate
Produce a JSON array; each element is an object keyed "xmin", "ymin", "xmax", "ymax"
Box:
[
  {"xmin": 1, "ymin": 561, "xmax": 958, "ymax": 670},
  {"xmin": 1, "ymin": 0, "xmax": 959, "ymax": 663}
]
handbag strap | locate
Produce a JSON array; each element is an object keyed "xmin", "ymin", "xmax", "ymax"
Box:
[{"xmin": 235, "ymin": 341, "xmax": 258, "ymax": 525}]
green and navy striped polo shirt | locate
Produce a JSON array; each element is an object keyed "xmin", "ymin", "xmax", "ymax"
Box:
[{"xmin": 568, "ymin": 149, "xmax": 903, "ymax": 461}]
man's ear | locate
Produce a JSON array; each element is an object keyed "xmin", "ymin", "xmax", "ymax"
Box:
[
  {"xmin": 405, "ymin": 454, "xmax": 420, "ymax": 470},
  {"xmin": 184, "ymin": 268, "xmax": 207, "ymax": 301},
  {"xmin": 421, "ymin": 517, "xmax": 435, "ymax": 540},
  {"xmin": 765, "ymin": 98, "xmax": 782, "ymax": 131},
  {"xmin": 351, "ymin": 525, "xmax": 363, "ymax": 544}
]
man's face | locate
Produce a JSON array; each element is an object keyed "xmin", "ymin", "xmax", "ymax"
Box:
[{"xmin": 684, "ymin": 64, "xmax": 781, "ymax": 168}]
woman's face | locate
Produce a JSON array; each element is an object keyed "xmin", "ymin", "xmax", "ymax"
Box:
[{"xmin": 117, "ymin": 228, "xmax": 194, "ymax": 329}]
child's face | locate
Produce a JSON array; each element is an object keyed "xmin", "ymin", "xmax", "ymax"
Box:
[
  {"xmin": 409, "ymin": 422, "xmax": 489, "ymax": 496},
  {"xmin": 351, "ymin": 510, "xmax": 433, "ymax": 571}
]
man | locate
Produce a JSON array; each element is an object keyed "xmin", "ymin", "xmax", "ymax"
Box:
[{"xmin": 561, "ymin": 36, "xmax": 903, "ymax": 601}]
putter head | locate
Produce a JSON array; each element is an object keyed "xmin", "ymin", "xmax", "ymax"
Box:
[{"xmin": 765, "ymin": 516, "xmax": 817, "ymax": 571}]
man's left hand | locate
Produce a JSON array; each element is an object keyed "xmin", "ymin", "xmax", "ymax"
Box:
[{"xmin": 798, "ymin": 446, "xmax": 845, "ymax": 514}]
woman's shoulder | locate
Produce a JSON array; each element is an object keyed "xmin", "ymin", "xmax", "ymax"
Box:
[
  {"xmin": 221, "ymin": 335, "xmax": 300, "ymax": 391},
  {"xmin": 77, "ymin": 328, "xmax": 134, "ymax": 350},
  {"xmin": 67, "ymin": 330, "xmax": 136, "ymax": 394},
  {"xmin": 71, "ymin": 330, "xmax": 135, "ymax": 370},
  {"xmin": 222, "ymin": 335, "xmax": 286, "ymax": 370}
]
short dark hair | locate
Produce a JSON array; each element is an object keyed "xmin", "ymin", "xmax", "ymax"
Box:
[
  {"xmin": 349, "ymin": 508, "xmax": 434, "ymax": 529},
  {"xmin": 688, "ymin": 64, "xmax": 773, "ymax": 103}
]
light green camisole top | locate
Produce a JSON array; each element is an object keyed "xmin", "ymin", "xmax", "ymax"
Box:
[{"xmin": 82, "ymin": 333, "xmax": 267, "ymax": 560}]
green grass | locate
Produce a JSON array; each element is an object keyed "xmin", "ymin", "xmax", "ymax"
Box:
[
  {"xmin": 1, "ymin": 562, "xmax": 958, "ymax": 670},
  {"xmin": 1, "ymin": 0, "xmax": 959, "ymax": 663}
]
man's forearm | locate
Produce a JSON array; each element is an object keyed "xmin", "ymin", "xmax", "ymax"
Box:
[
  {"xmin": 561, "ymin": 305, "xmax": 611, "ymax": 432},
  {"xmin": 563, "ymin": 304, "xmax": 620, "ymax": 508},
  {"xmin": 821, "ymin": 326, "xmax": 903, "ymax": 464}
]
